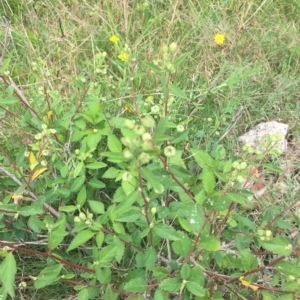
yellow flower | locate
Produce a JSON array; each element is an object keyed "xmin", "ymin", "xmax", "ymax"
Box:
[
  {"xmin": 118, "ymin": 52, "xmax": 129, "ymax": 62},
  {"xmin": 110, "ymin": 35, "xmax": 119, "ymax": 44},
  {"xmin": 214, "ymin": 34, "xmax": 225, "ymax": 45}
]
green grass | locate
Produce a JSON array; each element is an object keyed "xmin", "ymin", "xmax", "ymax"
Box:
[{"xmin": 1, "ymin": 0, "xmax": 300, "ymax": 298}]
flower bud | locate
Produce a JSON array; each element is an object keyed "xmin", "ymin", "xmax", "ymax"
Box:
[
  {"xmin": 169, "ymin": 42, "xmax": 177, "ymax": 52},
  {"xmin": 164, "ymin": 146, "xmax": 176, "ymax": 157}
]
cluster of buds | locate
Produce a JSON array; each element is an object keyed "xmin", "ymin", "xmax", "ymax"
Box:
[
  {"xmin": 121, "ymin": 117, "xmax": 156, "ymax": 165},
  {"xmin": 74, "ymin": 210, "xmax": 93, "ymax": 226},
  {"xmin": 152, "ymin": 42, "xmax": 177, "ymax": 74},
  {"xmin": 34, "ymin": 124, "xmax": 56, "ymax": 143},
  {"xmin": 74, "ymin": 148, "xmax": 94, "ymax": 161},
  {"xmin": 257, "ymin": 229, "xmax": 273, "ymax": 241}
]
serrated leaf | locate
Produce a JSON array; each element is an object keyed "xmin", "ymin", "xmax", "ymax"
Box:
[
  {"xmin": 87, "ymin": 131, "xmax": 102, "ymax": 149},
  {"xmin": 115, "ymin": 207, "xmax": 142, "ymax": 222},
  {"xmin": 145, "ymin": 247, "xmax": 156, "ymax": 271},
  {"xmin": 172, "ymin": 234, "xmax": 192, "ymax": 256},
  {"xmin": 88, "ymin": 200, "xmax": 104, "ymax": 214},
  {"xmin": 262, "ymin": 237, "xmax": 293, "ymax": 256},
  {"xmin": 78, "ymin": 288, "xmax": 89, "ymax": 300},
  {"xmin": 102, "ymin": 167, "xmax": 119, "ymax": 178},
  {"xmin": 199, "ymin": 236, "xmax": 220, "ymax": 251},
  {"xmin": 86, "ymin": 162, "xmax": 107, "ymax": 169},
  {"xmin": 153, "ymin": 223, "xmax": 181, "ymax": 241},
  {"xmin": 275, "ymin": 261, "xmax": 300, "ymax": 277},
  {"xmin": 0, "ymin": 253, "xmax": 16, "ymax": 297},
  {"xmin": 159, "ymin": 277, "xmax": 180, "ymax": 292},
  {"xmin": 19, "ymin": 206, "xmax": 44, "ymax": 216},
  {"xmin": 227, "ymin": 193, "xmax": 246, "ymax": 205},
  {"xmin": 70, "ymin": 175, "xmax": 86, "ymax": 192},
  {"xmin": 98, "ymin": 245, "xmax": 118, "ymax": 267},
  {"xmin": 107, "ymin": 134, "xmax": 122, "ymax": 153},
  {"xmin": 202, "ymin": 170, "xmax": 215, "ymax": 194},
  {"xmin": 180, "ymin": 264, "xmax": 190, "ymax": 280},
  {"xmin": 88, "ymin": 178, "xmax": 106, "ymax": 189},
  {"xmin": 239, "ymin": 249, "xmax": 258, "ymax": 271},
  {"xmin": 67, "ymin": 230, "xmax": 96, "ymax": 251},
  {"xmin": 34, "ymin": 264, "xmax": 62, "ymax": 289},
  {"xmin": 103, "ymin": 285, "xmax": 118, "ymax": 300},
  {"xmin": 73, "ymin": 161, "xmax": 84, "ymax": 178},
  {"xmin": 191, "ymin": 149, "xmax": 213, "ymax": 168},
  {"xmin": 153, "ymin": 267, "xmax": 169, "ymax": 280},
  {"xmin": 77, "ymin": 186, "xmax": 86, "ymax": 207},
  {"xmin": 124, "ymin": 278, "xmax": 147, "ymax": 293},
  {"xmin": 186, "ymin": 281, "xmax": 205, "ymax": 296},
  {"xmin": 141, "ymin": 167, "xmax": 162, "ymax": 191},
  {"xmin": 59, "ymin": 205, "xmax": 77, "ymax": 212}
]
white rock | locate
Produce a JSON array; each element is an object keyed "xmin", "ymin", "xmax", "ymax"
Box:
[{"xmin": 238, "ymin": 121, "xmax": 288, "ymax": 152}]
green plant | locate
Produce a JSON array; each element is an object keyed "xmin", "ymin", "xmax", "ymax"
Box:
[{"xmin": 0, "ymin": 32, "xmax": 300, "ymax": 300}]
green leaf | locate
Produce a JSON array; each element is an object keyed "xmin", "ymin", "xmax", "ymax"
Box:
[
  {"xmin": 34, "ymin": 264, "xmax": 62, "ymax": 289},
  {"xmin": 19, "ymin": 206, "xmax": 44, "ymax": 216},
  {"xmin": 124, "ymin": 278, "xmax": 147, "ymax": 293},
  {"xmin": 153, "ymin": 267, "xmax": 169, "ymax": 280},
  {"xmin": 73, "ymin": 161, "xmax": 84, "ymax": 178},
  {"xmin": 102, "ymin": 167, "xmax": 120, "ymax": 179},
  {"xmin": 143, "ymin": 61, "xmax": 162, "ymax": 74},
  {"xmin": 59, "ymin": 205, "xmax": 77, "ymax": 212},
  {"xmin": 95, "ymin": 266, "xmax": 111, "ymax": 284},
  {"xmin": 103, "ymin": 285, "xmax": 118, "ymax": 300},
  {"xmin": 239, "ymin": 249, "xmax": 258, "ymax": 271},
  {"xmin": 159, "ymin": 277, "xmax": 181, "ymax": 292},
  {"xmin": 275, "ymin": 261, "xmax": 300, "ymax": 277},
  {"xmin": 70, "ymin": 175, "xmax": 85, "ymax": 192},
  {"xmin": 153, "ymin": 118, "xmax": 169, "ymax": 142},
  {"xmin": 154, "ymin": 289, "xmax": 169, "ymax": 300},
  {"xmin": 88, "ymin": 178, "xmax": 106, "ymax": 189},
  {"xmin": 199, "ymin": 236, "xmax": 220, "ymax": 251},
  {"xmin": 96, "ymin": 231, "xmax": 104, "ymax": 248},
  {"xmin": 0, "ymin": 253, "xmax": 16, "ymax": 297},
  {"xmin": 202, "ymin": 170, "xmax": 215, "ymax": 194},
  {"xmin": 98, "ymin": 245, "xmax": 118, "ymax": 267},
  {"xmin": 67, "ymin": 230, "xmax": 96, "ymax": 251},
  {"xmin": 145, "ymin": 247, "xmax": 157, "ymax": 271},
  {"xmin": 87, "ymin": 131, "xmax": 102, "ymax": 149},
  {"xmin": 227, "ymin": 193, "xmax": 246, "ymax": 205},
  {"xmin": 78, "ymin": 288, "xmax": 89, "ymax": 300},
  {"xmin": 223, "ymin": 159, "xmax": 232, "ymax": 173},
  {"xmin": 112, "ymin": 190, "xmax": 140, "ymax": 220},
  {"xmin": 169, "ymin": 84, "xmax": 188, "ymax": 100},
  {"xmin": 115, "ymin": 207, "xmax": 142, "ymax": 222},
  {"xmin": 186, "ymin": 281, "xmax": 205, "ymax": 296},
  {"xmin": 188, "ymin": 204, "xmax": 205, "ymax": 233},
  {"xmin": 0, "ymin": 58, "xmax": 11, "ymax": 72},
  {"xmin": 107, "ymin": 134, "xmax": 122, "ymax": 153},
  {"xmin": 191, "ymin": 149, "xmax": 213, "ymax": 168},
  {"xmin": 180, "ymin": 264, "xmax": 191, "ymax": 280},
  {"xmin": 141, "ymin": 167, "xmax": 162, "ymax": 191},
  {"xmin": 77, "ymin": 186, "xmax": 86, "ymax": 207},
  {"xmin": 263, "ymin": 163, "xmax": 283, "ymax": 173},
  {"xmin": 172, "ymin": 234, "xmax": 192, "ymax": 256},
  {"xmin": 1, "ymin": 96, "xmax": 19, "ymax": 105},
  {"xmin": 261, "ymin": 291, "xmax": 277, "ymax": 300},
  {"xmin": 88, "ymin": 200, "xmax": 105, "ymax": 214},
  {"xmin": 153, "ymin": 223, "xmax": 181, "ymax": 241},
  {"xmin": 262, "ymin": 237, "xmax": 293, "ymax": 256},
  {"xmin": 171, "ymin": 129, "xmax": 189, "ymax": 144},
  {"xmin": 86, "ymin": 162, "xmax": 107, "ymax": 169}
]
